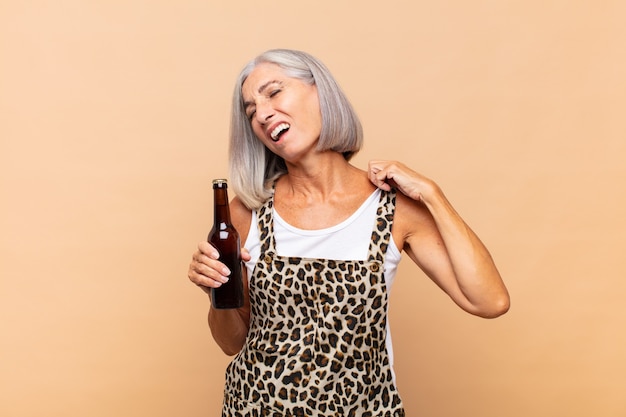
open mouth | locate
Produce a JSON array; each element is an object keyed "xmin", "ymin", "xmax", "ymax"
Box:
[{"xmin": 270, "ymin": 123, "xmax": 290, "ymax": 142}]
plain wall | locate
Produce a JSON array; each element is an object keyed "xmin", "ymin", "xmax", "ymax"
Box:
[{"xmin": 1, "ymin": 1, "xmax": 625, "ymax": 416}]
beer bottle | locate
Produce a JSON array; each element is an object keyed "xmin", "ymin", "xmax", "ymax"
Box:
[{"xmin": 207, "ymin": 179, "xmax": 244, "ymax": 309}]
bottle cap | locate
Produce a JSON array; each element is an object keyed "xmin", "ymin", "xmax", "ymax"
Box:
[{"xmin": 212, "ymin": 179, "xmax": 228, "ymax": 187}]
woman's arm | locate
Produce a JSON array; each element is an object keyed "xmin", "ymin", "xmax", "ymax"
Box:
[
  {"xmin": 188, "ymin": 197, "xmax": 253, "ymax": 354},
  {"xmin": 369, "ymin": 160, "xmax": 510, "ymax": 318}
]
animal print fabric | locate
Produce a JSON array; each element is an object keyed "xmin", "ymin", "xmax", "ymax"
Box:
[{"xmin": 221, "ymin": 190, "xmax": 405, "ymax": 416}]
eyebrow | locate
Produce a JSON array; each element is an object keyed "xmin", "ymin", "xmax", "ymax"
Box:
[{"xmin": 243, "ymin": 80, "xmax": 283, "ymax": 110}]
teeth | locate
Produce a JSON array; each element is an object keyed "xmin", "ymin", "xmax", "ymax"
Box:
[{"xmin": 270, "ymin": 123, "xmax": 290, "ymax": 141}]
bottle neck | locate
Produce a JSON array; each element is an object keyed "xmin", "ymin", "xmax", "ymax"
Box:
[{"xmin": 213, "ymin": 187, "xmax": 231, "ymax": 225}]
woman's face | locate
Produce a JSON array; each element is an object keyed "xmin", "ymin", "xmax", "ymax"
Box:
[{"xmin": 242, "ymin": 63, "xmax": 322, "ymax": 163}]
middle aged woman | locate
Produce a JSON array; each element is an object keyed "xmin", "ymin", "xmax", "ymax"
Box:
[{"xmin": 188, "ymin": 49, "xmax": 510, "ymax": 416}]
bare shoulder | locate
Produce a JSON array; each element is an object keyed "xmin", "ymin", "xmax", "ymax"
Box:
[
  {"xmin": 230, "ymin": 196, "xmax": 253, "ymax": 242},
  {"xmin": 391, "ymin": 190, "xmax": 437, "ymax": 251}
]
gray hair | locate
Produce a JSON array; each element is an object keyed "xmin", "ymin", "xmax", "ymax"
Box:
[{"xmin": 228, "ymin": 49, "xmax": 363, "ymax": 209}]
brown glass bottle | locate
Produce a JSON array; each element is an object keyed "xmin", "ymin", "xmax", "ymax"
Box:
[{"xmin": 207, "ymin": 179, "xmax": 244, "ymax": 309}]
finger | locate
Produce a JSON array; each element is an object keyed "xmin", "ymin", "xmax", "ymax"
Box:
[
  {"xmin": 195, "ymin": 259, "xmax": 231, "ymax": 283},
  {"xmin": 370, "ymin": 169, "xmax": 392, "ymax": 191},
  {"xmin": 241, "ymin": 247, "xmax": 252, "ymax": 262},
  {"xmin": 367, "ymin": 161, "xmax": 382, "ymax": 181},
  {"xmin": 187, "ymin": 265, "xmax": 213, "ymax": 295},
  {"xmin": 189, "ymin": 252, "xmax": 231, "ymax": 287},
  {"xmin": 192, "ymin": 250, "xmax": 220, "ymax": 269},
  {"xmin": 189, "ymin": 265, "xmax": 226, "ymax": 288},
  {"xmin": 198, "ymin": 241, "xmax": 219, "ymax": 259},
  {"xmin": 191, "ymin": 242, "xmax": 230, "ymax": 281},
  {"xmin": 368, "ymin": 160, "xmax": 385, "ymax": 171}
]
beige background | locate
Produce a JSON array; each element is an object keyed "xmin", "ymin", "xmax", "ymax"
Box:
[{"xmin": 1, "ymin": 1, "xmax": 625, "ymax": 416}]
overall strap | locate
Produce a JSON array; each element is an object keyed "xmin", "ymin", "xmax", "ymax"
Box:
[
  {"xmin": 367, "ymin": 189, "xmax": 397, "ymax": 263},
  {"xmin": 256, "ymin": 195, "xmax": 277, "ymax": 255}
]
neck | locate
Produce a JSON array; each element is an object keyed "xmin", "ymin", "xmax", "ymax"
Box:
[{"xmin": 280, "ymin": 152, "xmax": 363, "ymax": 201}]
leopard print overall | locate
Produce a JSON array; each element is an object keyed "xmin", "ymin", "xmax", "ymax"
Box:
[{"xmin": 222, "ymin": 190, "xmax": 405, "ymax": 416}]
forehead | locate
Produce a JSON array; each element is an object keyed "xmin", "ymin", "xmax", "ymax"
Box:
[{"xmin": 242, "ymin": 63, "xmax": 288, "ymax": 96}]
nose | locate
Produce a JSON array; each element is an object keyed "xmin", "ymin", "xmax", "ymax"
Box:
[{"xmin": 254, "ymin": 100, "xmax": 274, "ymax": 124}]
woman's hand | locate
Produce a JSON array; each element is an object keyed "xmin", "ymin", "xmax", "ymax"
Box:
[
  {"xmin": 189, "ymin": 240, "xmax": 252, "ymax": 355},
  {"xmin": 368, "ymin": 160, "xmax": 437, "ymax": 203},
  {"xmin": 188, "ymin": 241, "xmax": 251, "ymax": 295}
]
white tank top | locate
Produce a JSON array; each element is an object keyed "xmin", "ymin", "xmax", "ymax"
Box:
[{"xmin": 243, "ymin": 189, "xmax": 402, "ymax": 381}]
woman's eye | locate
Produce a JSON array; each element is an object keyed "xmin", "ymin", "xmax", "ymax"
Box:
[
  {"xmin": 269, "ymin": 89, "xmax": 281, "ymax": 98},
  {"xmin": 247, "ymin": 110, "xmax": 256, "ymax": 121}
]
